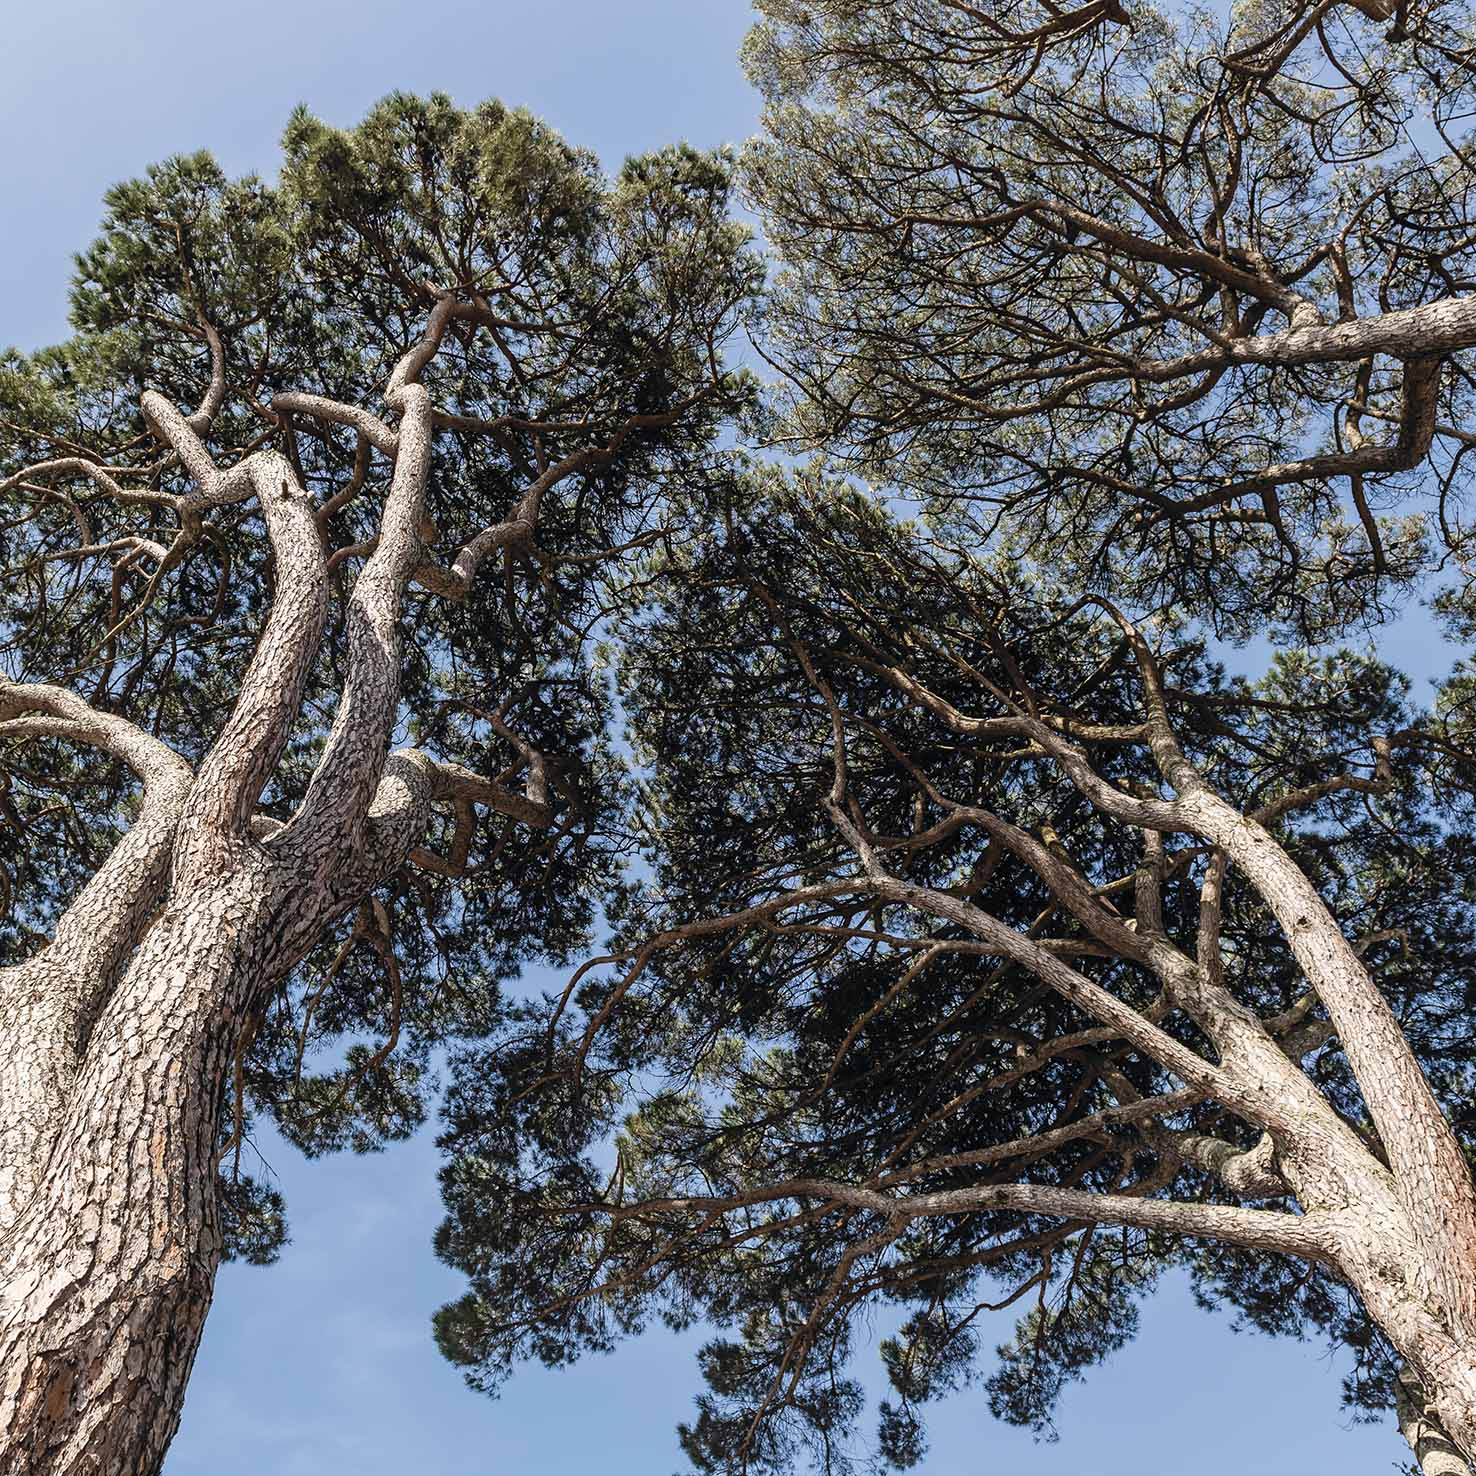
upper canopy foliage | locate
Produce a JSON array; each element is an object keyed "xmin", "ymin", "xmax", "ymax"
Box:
[{"xmin": 743, "ymin": 0, "xmax": 1476, "ymax": 642}]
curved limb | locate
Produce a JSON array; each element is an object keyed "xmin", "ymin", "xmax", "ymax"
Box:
[{"xmin": 0, "ymin": 685, "xmax": 194, "ymax": 1232}]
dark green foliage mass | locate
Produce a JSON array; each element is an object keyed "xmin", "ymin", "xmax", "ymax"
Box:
[
  {"xmin": 741, "ymin": 0, "xmax": 1476, "ymax": 644},
  {"xmin": 428, "ymin": 471, "xmax": 1476, "ymax": 1470}
]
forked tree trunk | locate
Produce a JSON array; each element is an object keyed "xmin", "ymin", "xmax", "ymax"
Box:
[
  {"xmin": 0, "ymin": 294, "xmax": 582, "ymax": 1473},
  {"xmin": 10, "ymin": 288, "xmax": 1476, "ymax": 1473},
  {"xmin": 0, "ymin": 870, "xmax": 274, "ymax": 1476}
]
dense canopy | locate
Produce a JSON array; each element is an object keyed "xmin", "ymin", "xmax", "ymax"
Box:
[
  {"xmin": 1, "ymin": 92, "xmax": 758, "ymax": 1209},
  {"xmin": 0, "ymin": 91, "xmax": 759, "ymax": 1474},
  {"xmin": 432, "ymin": 474, "xmax": 1476, "ymax": 1471},
  {"xmin": 423, "ymin": 3, "xmax": 1476, "ymax": 1471},
  {"xmin": 743, "ymin": 0, "xmax": 1476, "ymax": 641}
]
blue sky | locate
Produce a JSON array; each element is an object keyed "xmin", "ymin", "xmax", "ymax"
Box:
[{"xmin": 2, "ymin": 2, "xmax": 1425, "ymax": 1471}]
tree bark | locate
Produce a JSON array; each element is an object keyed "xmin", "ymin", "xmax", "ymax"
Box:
[
  {"xmin": 0, "ymin": 440, "xmax": 334, "ymax": 1475},
  {"xmin": 0, "ymin": 687, "xmax": 194, "ymax": 1229},
  {"xmin": 1399, "ymin": 1365, "xmax": 1474, "ymax": 1476},
  {"xmin": 0, "ymin": 868, "xmax": 275, "ymax": 1475},
  {"xmin": 0, "ymin": 293, "xmax": 568, "ymax": 1472}
]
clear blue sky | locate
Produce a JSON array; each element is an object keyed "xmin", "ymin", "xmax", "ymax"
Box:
[{"xmin": 2, "ymin": 2, "xmax": 1420, "ymax": 1471}]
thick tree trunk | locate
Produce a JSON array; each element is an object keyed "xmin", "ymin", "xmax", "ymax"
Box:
[
  {"xmin": 1408, "ymin": 1356, "xmax": 1476, "ymax": 1474},
  {"xmin": 1336, "ymin": 1233, "xmax": 1476, "ymax": 1470},
  {"xmin": 0, "ymin": 869, "xmax": 272, "ymax": 1476},
  {"xmin": 0, "ymin": 684, "xmax": 194, "ymax": 1228}
]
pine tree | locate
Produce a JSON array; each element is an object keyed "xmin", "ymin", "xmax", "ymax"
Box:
[{"xmin": 0, "ymin": 92, "xmax": 758, "ymax": 1474}]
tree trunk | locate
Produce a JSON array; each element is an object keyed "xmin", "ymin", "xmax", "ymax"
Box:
[
  {"xmin": 1397, "ymin": 1366, "xmax": 1474, "ymax": 1475},
  {"xmin": 0, "ymin": 868, "xmax": 272, "ymax": 1476},
  {"xmin": 1351, "ymin": 1261, "xmax": 1476, "ymax": 1471},
  {"xmin": 1398, "ymin": 1364, "xmax": 1474, "ymax": 1475}
]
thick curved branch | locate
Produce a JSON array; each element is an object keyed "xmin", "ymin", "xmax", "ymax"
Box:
[
  {"xmin": 1155, "ymin": 1130, "xmax": 1290, "ymax": 1199},
  {"xmin": 0, "ymin": 685, "xmax": 194, "ymax": 1230},
  {"xmin": 140, "ymin": 390, "xmax": 254, "ymax": 507},
  {"xmin": 171, "ymin": 451, "xmax": 326, "ymax": 879},
  {"xmin": 270, "ymin": 393, "xmax": 399, "ymax": 457},
  {"xmin": 183, "ymin": 315, "xmax": 227, "ymax": 436},
  {"xmin": 1122, "ymin": 296, "xmax": 1476, "ymax": 388},
  {"xmin": 1137, "ymin": 355, "xmax": 1441, "ymax": 521},
  {"xmin": 426, "ymin": 756, "xmax": 554, "ymax": 829},
  {"xmin": 0, "ymin": 683, "xmax": 194, "ymax": 974},
  {"xmin": 626, "ymin": 1175, "xmax": 1337, "ymax": 1262}
]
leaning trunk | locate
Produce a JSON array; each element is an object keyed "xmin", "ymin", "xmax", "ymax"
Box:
[
  {"xmin": 1324, "ymin": 1209, "xmax": 1476, "ymax": 1472},
  {"xmin": 0, "ymin": 869, "xmax": 273, "ymax": 1476},
  {"xmin": 1381, "ymin": 1312, "xmax": 1476, "ymax": 1472}
]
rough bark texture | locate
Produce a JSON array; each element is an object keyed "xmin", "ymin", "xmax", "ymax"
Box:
[
  {"xmin": 0, "ymin": 688, "xmax": 194, "ymax": 1228},
  {"xmin": 1400, "ymin": 1365, "xmax": 1474, "ymax": 1476},
  {"xmin": 0, "ymin": 875, "xmax": 276, "ymax": 1475}
]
